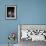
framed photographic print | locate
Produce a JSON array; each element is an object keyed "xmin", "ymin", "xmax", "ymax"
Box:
[{"xmin": 5, "ymin": 5, "xmax": 16, "ymax": 20}]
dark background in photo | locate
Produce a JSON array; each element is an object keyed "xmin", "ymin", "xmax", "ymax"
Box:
[{"xmin": 7, "ymin": 7, "xmax": 15, "ymax": 17}]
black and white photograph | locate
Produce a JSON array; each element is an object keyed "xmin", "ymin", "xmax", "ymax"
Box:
[{"xmin": 6, "ymin": 5, "xmax": 16, "ymax": 19}]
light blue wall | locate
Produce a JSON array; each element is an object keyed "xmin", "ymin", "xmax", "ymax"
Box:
[
  {"xmin": 0, "ymin": 0, "xmax": 46, "ymax": 44},
  {"xmin": 19, "ymin": 0, "xmax": 46, "ymax": 24}
]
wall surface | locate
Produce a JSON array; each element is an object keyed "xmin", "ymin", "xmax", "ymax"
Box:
[{"xmin": 0, "ymin": 0, "xmax": 46, "ymax": 45}]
